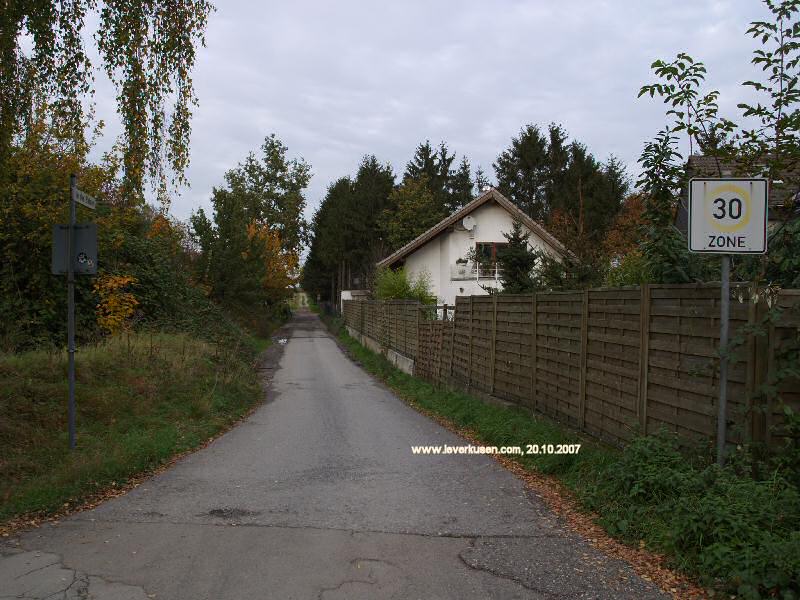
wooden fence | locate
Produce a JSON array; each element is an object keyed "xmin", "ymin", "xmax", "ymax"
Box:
[
  {"xmin": 343, "ymin": 285, "xmax": 800, "ymax": 448},
  {"xmin": 342, "ymin": 299, "xmax": 419, "ymax": 358}
]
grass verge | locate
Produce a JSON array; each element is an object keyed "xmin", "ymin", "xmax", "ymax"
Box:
[
  {"xmin": 323, "ymin": 314, "xmax": 800, "ymax": 600},
  {"xmin": 0, "ymin": 331, "xmax": 264, "ymax": 524}
]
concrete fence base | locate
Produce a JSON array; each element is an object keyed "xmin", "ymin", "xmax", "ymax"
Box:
[{"xmin": 345, "ymin": 325, "xmax": 415, "ymax": 375}]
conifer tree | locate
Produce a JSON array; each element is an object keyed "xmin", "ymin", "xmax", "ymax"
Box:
[
  {"xmin": 449, "ymin": 156, "xmax": 474, "ymax": 212},
  {"xmin": 496, "ymin": 221, "xmax": 538, "ymax": 294},
  {"xmin": 379, "ymin": 176, "xmax": 447, "ymax": 251}
]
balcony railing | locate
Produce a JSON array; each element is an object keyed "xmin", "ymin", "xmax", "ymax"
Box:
[{"xmin": 450, "ymin": 262, "xmax": 502, "ymax": 281}]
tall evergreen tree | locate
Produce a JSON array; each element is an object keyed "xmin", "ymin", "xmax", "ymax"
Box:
[
  {"xmin": 449, "ymin": 156, "xmax": 474, "ymax": 211},
  {"xmin": 474, "ymin": 166, "xmax": 492, "ymax": 194},
  {"xmin": 495, "ymin": 123, "xmax": 628, "ymax": 267},
  {"xmin": 496, "ymin": 221, "xmax": 538, "ymax": 294},
  {"xmin": 379, "ymin": 176, "xmax": 448, "ymax": 251},
  {"xmin": 301, "ymin": 156, "xmax": 395, "ymax": 301},
  {"xmin": 494, "ymin": 124, "xmax": 551, "ymax": 220},
  {"xmin": 348, "ymin": 155, "xmax": 396, "ymax": 281},
  {"xmin": 404, "ymin": 140, "xmax": 473, "ymax": 214}
]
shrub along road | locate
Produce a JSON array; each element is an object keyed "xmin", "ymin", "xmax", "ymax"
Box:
[{"xmin": 0, "ymin": 310, "xmax": 667, "ymax": 599}]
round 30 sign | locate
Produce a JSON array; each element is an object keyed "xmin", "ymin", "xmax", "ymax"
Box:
[{"xmin": 688, "ymin": 178, "xmax": 768, "ymax": 254}]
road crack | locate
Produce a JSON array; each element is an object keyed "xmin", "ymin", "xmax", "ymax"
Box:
[
  {"xmin": 67, "ymin": 515, "xmax": 565, "ymax": 541},
  {"xmin": 316, "ymin": 578, "xmax": 376, "ymax": 600}
]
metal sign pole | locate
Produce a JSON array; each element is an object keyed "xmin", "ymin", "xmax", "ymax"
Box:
[
  {"xmin": 717, "ymin": 255, "xmax": 730, "ymax": 466},
  {"xmin": 689, "ymin": 178, "xmax": 767, "ymax": 466},
  {"xmin": 68, "ymin": 174, "xmax": 77, "ymax": 449}
]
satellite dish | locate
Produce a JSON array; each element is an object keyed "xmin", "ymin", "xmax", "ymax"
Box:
[{"xmin": 462, "ymin": 215, "xmax": 476, "ymax": 230}]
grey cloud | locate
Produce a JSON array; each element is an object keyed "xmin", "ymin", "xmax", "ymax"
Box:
[{"xmin": 84, "ymin": 0, "xmax": 772, "ymax": 224}]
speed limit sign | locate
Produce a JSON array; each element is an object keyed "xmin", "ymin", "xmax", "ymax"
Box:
[
  {"xmin": 687, "ymin": 178, "xmax": 769, "ymax": 466},
  {"xmin": 688, "ymin": 178, "xmax": 768, "ymax": 254}
]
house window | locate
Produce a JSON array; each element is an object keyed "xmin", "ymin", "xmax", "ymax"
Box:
[{"xmin": 475, "ymin": 242, "xmax": 507, "ymax": 264}]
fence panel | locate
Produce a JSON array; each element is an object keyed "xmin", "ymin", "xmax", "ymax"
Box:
[
  {"xmin": 468, "ymin": 296, "xmax": 494, "ymax": 393},
  {"xmin": 584, "ymin": 287, "xmax": 642, "ymax": 445},
  {"xmin": 534, "ymin": 291, "xmax": 583, "ymax": 427},
  {"xmin": 451, "ymin": 297, "xmax": 471, "ymax": 385},
  {"xmin": 492, "ymin": 294, "xmax": 535, "ymax": 405},
  {"xmin": 341, "ymin": 286, "xmax": 799, "ymax": 450},
  {"xmin": 646, "ymin": 285, "xmax": 751, "ymax": 444},
  {"xmin": 764, "ymin": 290, "xmax": 800, "ymax": 443},
  {"xmin": 416, "ymin": 308, "xmax": 448, "ymax": 383}
]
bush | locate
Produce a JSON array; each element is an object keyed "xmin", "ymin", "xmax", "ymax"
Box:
[
  {"xmin": 604, "ymin": 249, "xmax": 651, "ymax": 287},
  {"xmin": 582, "ymin": 431, "xmax": 800, "ymax": 598},
  {"xmin": 373, "ymin": 267, "xmax": 436, "ymax": 303}
]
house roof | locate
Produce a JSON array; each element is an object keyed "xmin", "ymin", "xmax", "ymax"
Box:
[
  {"xmin": 684, "ymin": 155, "xmax": 740, "ymax": 176},
  {"xmin": 376, "ymin": 188, "xmax": 569, "ymax": 269}
]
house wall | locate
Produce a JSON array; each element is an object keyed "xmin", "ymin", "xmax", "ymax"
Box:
[
  {"xmin": 404, "ymin": 235, "xmax": 443, "ymax": 298},
  {"xmin": 403, "ymin": 201, "xmax": 561, "ymax": 305}
]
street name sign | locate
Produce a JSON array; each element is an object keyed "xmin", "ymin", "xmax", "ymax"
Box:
[
  {"xmin": 75, "ymin": 188, "xmax": 97, "ymax": 210},
  {"xmin": 688, "ymin": 178, "xmax": 768, "ymax": 254}
]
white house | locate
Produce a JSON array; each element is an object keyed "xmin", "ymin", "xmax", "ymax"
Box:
[{"xmin": 376, "ymin": 188, "xmax": 569, "ymax": 305}]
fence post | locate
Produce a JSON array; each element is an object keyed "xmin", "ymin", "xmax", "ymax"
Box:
[
  {"xmin": 745, "ymin": 297, "xmax": 757, "ymax": 443},
  {"xmin": 449, "ymin": 302, "xmax": 457, "ymax": 381},
  {"xmin": 438, "ymin": 304, "xmax": 448, "ymax": 384},
  {"xmin": 490, "ymin": 294, "xmax": 498, "ymax": 394},
  {"xmin": 415, "ymin": 302, "xmax": 420, "ymax": 360},
  {"xmin": 403, "ymin": 303, "xmax": 412, "ymax": 356},
  {"xmin": 360, "ymin": 301, "xmax": 365, "ymax": 334},
  {"xmin": 637, "ymin": 284, "xmax": 651, "ymax": 435},
  {"xmin": 579, "ymin": 290, "xmax": 589, "ymax": 430},
  {"xmin": 531, "ymin": 293, "xmax": 538, "ymax": 411},
  {"xmin": 764, "ymin": 321, "xmax": 776, "ymax": 447},
  {"xmin": 399, "ymin": 302, "xmax": 404, "ymax": 354},
  {"xmin": 467, "ymin": 297, "xmax": 474, "ymax": 390},
  {"xmin": 751, "ymin": 297, "xmax": 769, "ymax": 443},
  {"xmin": 384, "ymin": 302, "xmax": 389, "ymax": 349},
  {"xmin": 369, "ymin": 301, "xmax": 374, "ymax": 339}
]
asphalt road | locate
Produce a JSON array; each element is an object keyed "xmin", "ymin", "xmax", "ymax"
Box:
[{"xmin": 1, "ymin": 310, "xmax": 667, "ymax": 599}]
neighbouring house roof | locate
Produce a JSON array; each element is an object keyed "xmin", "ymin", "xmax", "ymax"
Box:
[
  {"xmin": 376, "ymin": 188, "xmax": 570, "ymax": 269},
  {"xmin": 683, "ymin": 155, "xmax": 741, "ymax": 177},
  {"xmin": 676, "ymin": 154, "xmax": 799, "ymax": 234}
]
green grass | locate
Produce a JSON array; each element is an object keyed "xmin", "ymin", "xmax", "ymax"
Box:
[
  {"xmin": 0, "ymin": 331, "xmax": 263, "ymax": 522},
  {"xmin": 245, "ymin": 334, "xmax": 273, "ymax": 354},
  {"xmin": 323, "ymin": 314, "xmax": 800, "ymax": 600}
]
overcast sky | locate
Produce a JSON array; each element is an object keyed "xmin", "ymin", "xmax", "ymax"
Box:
[{"xmin": 89, "ymin": 1, "xmax": 770, "ymax": 225}]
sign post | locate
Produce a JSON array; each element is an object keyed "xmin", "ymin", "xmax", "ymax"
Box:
[
  {"xmin": 688, "ymin": 178, "xmax": 768, "ymax": 465},
  {"xmin": 53, "ymin": 176, "xmax": 98, "ymax": 449},
  {"xmin": 718, "ymin": 254, "xmax": 730, "ymax": 466},
  {"xmin": 68, "ymin": 175, "xmax": 76, "ymax": 450}
]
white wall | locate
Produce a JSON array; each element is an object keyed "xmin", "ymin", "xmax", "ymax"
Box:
[
  {"xmin": 403, "ymin": 202, "xmax": 561, "ymax": 305},
  {"xmin": 403, "ymin": 235, "xmax": 442, "ymax": 298}
]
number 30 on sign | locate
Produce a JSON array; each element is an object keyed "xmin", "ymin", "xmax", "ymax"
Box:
[{"xmin": 688, "ymin": 178, "xmax": 768, "ymax": 254}]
